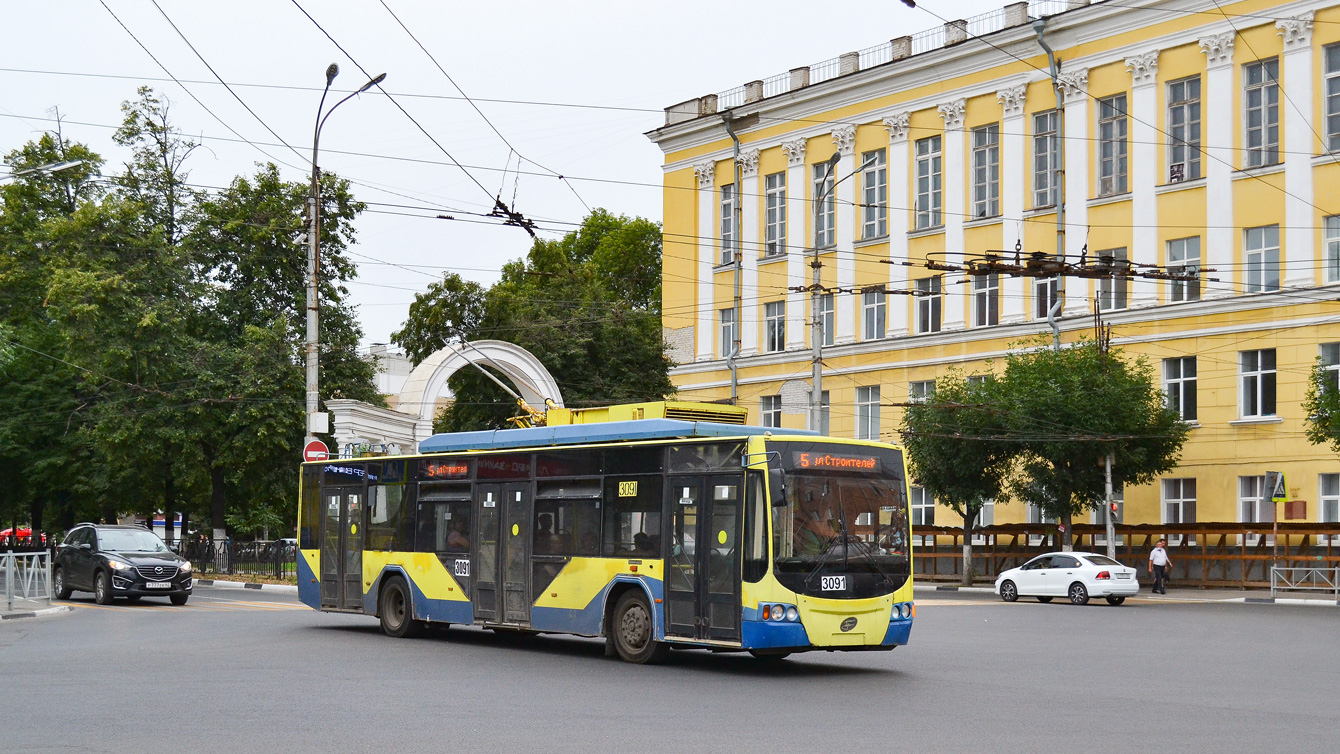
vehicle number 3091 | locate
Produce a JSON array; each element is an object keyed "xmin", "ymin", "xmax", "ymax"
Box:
[{"xmin": 820, "ymin": 575, "xmax": 847, "ymax": 592}]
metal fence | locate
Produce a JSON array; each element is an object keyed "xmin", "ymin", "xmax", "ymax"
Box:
[
  {"xmin": 913, "ymin": 523, "xmax": 1340, "ymax": 588},
  {"xmin": 169, "ymin": 538, "xmax": 297, "ymax": 580},
  {"xmin": 3, "ymin": 550, "xmax": 53, "ymax": 611},
  {"xmin": 1270, "ymin": 566, "xmax": 1340, "ymax": 600}
]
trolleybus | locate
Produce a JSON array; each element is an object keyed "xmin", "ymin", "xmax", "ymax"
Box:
[{"xmin": 297, "ymin": 408, "xmax": 914, "ymax": 663}]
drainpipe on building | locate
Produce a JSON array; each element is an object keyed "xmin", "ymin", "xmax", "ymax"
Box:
[
  {"xmin": 1033, "ymin": 18, "xmax": 1065, "ymax": 353},
  {"xmin": 724, "ymin": 115, "xmax": 743, "ymax": 405}
]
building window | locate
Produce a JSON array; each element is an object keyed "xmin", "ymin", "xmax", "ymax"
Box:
[
  {"xmin": 1163, "ymin": 478, "xmax": 1197, "ymax": 546},
  {"xmin": 1326, "ymin": 216, "xmax": 1340, "ymax": 284},
  {"xmin": 1167, "ymin": 237, "xmax": 1201, "ymax": 302},
  {"xmin": 1164, "ymin": 356, "xmax": 1197, "ymax": 421},
  {"xmin": 971, "ymin": 123, "xmax": 1000, "ymax": 219},
  {"xmin": 720, "ymin": 184, "xmax": 735, "ymax": 265},
  {"xmin": 971, "ymin": 498, "xmax": 996, "ymax": 545},
  {"xmin": 1035, "ymin": 277, "xmax": 1059, "ymax": 321},
  {"xmin": 1327, "ymin": 45, "xmax": 1340, "ymax": 151},
  {"xmin": 1027, "ymin": 503, "xmax": 1057, "ymax": 525},
  {"xmin": 862, "ymin": 290, "xmax": 886, "ymax": 340},
  {"xmin": 818, "ymin": 292, "xmax": 834, "ymax": 347},
  {"xmin": 967, "ymin": 374, "xmax": 993, "ymax": 387},
  {"xmin": 1320, "ymin": 343, "xmax": 1340, "ymax": 393},
  {"xmin": 1097, "ymin": 94, "xmax": 1128, "ymax": 197},
  {"xmin": 909, "ymin": 486, "xmax": 935, "ymax": 527},
  {"xmin": 719, "ymin": 308, "xmax": 735, "ymax": 359},
  {"xmin": 861, "ymin": 149, "xmax": 887, "ymax": 239},
  {"xmin": 1321, "ymin": 473, "xmax": 1340, "ymax": 527},
  {"xmin": 972, "ymin": 273, "xmax": 999, "ymax": 327},
  {"xmin": 1167, "ymin": 76, "xmax": 1202, "ymax": 182},
  {"xmin": 1096, "ymin": 247, "xmax": 1129, "ymax": 311},
  {"xmin": 914, "ymin": 135, "xmax": 942, "ymax": 230},
  {"xmin": 915, "ymin": 276, "xmax": 942, "ymax": 334},
  {"xmin": 1244, "ymin": 225, "xmax": 1280, "ymax": 293},
  {"xmin": 1239, "ymin": 475, "xmax": 1271, "ymax": 523},
  {"xmin": 1033, "ymin": 110, "xmax": 1059, "ymax": 209},
  {"xmin": 855, "ymin": 386, "xmax": 881, "ymax": 440},
  {"xmin": 1244, "ymin": 58, "xmax": 1280, "ymax": 168},
  {"xmin": 760, "ymin": 395, "xmax": 781, "ymax": 428},
  {"xmin": 909, "ymin": 380, "xmax": 935, "ymax": 403},
  {"xmin": 1240, "ymin": 348, "xmax": 1276, "ymax": 418},
  {"xmin": 812, "ymin": 163, "xmax": 835, "ymax": 248},
  {"xmin": 764, "ymin": 301, "xmax": 785, "ymax": 353},
  {"xmin": 764, "ymin": 172, "xmax": 786, "ymax": 257},
  {"xmin": 819, "ymin": 390, "xmax": 830, "ymax": 435}
]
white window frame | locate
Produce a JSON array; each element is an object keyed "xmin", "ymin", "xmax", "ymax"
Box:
[
  {"xmin": 914, "ymin": 135, "xmax": 942, "ymax": 230},
  {"xmin": 1243, "ymin": 58, "xmax": 1280, "ymax": 168},
  {"xmin": 1325, "ymin": 216, "xmax": 1340, "ymax": 284},
  {"xmin": 760, "ymin": 395, "xmax": 781, "ymax": 428},
  {"xmin": 909, "ymin": 380, "xmax": 935, "ymax": 403},
  {"xmin": 971, "ymin": 123, "xmax": 1000, "ymax": 219},
  {"xmin": 1244, "ymin": 225, "xmax": 1280, "ymax": 293},
  {"xmin": 719, "ymin": 307, "xmax": 735, "ymax": 360},
  {"xmin": 1320, "ymin": 473, "xmax": 1340, "ymax": 543},
  {"xmin": 1162, "ymin": 478, "xmax": 1197, "ymax": 546},
  {"xmin": 1240, "ymin": 348, "xmax": 1277, "ymax": 419},
  {"xmin": 915, "ymin": 276, "xmax": 942, "ymax": 334},
  {"xmin": 1326, "ymin": 44, "xmax": 1340, "ymax": 152},
  {"xmin": 764, "ymin": 301, "xmax": 785, "ymax": 353},
  {"xmin": 860, "ymin": 149, "xmax": 887, "ymax": 239},
  {"xmin": 972, "ymin": 273, "xmax": 999, "ymax": 328},
  {"xmin": 764, "ymin": 172, "xmax": 787, "ymax": 257},
  {"xmin": 1027, "ymin": 503, "xmax": 1057, "ymax": 546},
  {"xmin": 818, "ymin": 292, "xmax": 834, "ymax": 347},
  {"xmin": 855, "ymin": 386, "xmax": 881, "ymax": 441},
  {"xmin": 909, "ymin": 486, "xmax": 936, "ymax": 542},
  {"xmin": 1167, "ymin": 76, "xmax": 1202, "ymax": 182},
  {"xmin": 1238, "ymin": 475, "xmax": 1273, "ymax": 545},
  {"xmin": 1163, "ymin": 356, "xmax": 1197, "ymax": 422},
  {"xmin": 862, "ymin": 290, "xmax": 886, "ymax": 341},
  {"xmin": 1096, "ymin": 247, "xmax": 1129, "ymax": 312},
  {"xmin": 971, "ymin": 499, "xmax": 995, "ymax": 546},
  {"xmin": 812, "ymin": 163, "xmax": 836, "ymax": 248},
  {"xmin": 720, "ymin": 183, "xmax": 736, "ymax": 265},
  {"xmin": 1033, "ymin": 110, "xmax": 1059, "ymax": 209},
  {"xmin": 1321, "ymin": 342, "xmax": 1340, "ymax": 394},
  {"xmin": 1097, "ymin": 94, "xmax": 1129, "ymax": 197},
  {"xmin": 819, "ymin": 390, "xmax": 830, "ymax": 436},
  {"xmin": 1035, "ymin": 277, "xmax": 1059, "ymax": 321},
  {"xmin": 1167, "ymin": 237, "xmax": 1201, "ymax": 302}
]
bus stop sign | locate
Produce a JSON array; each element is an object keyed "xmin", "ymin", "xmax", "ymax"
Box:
[{"xmin": 303, "ymin": 440, "xmax": 329, "ymax": 463}]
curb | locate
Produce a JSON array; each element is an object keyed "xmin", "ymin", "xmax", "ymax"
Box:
[
  {"xmin": 1237, "ymin": 597, "xmax": 1340, "ymax": 607},
  {"xmin": 193, "ymin": 579, "xmax": 299, "ymax": 594},
  {"xmin": 0, "ymin": 605, "xmax": 72, "ymax": 621},
  {"xmin": 915, "ymin": 584, "xmax": 997, "ymax": 594}
]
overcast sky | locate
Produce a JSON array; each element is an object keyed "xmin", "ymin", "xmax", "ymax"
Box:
[{"xmin": 1, "ymin": 0, "xmax": 1006, "ymax": 348}]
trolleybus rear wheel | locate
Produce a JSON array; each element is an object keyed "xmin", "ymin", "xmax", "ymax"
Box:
[
  {"xmin": 380, "ymin": 576, "xmax": 424, "ymax": 638},
  {"xmin": 611, "ymin": 591, "xmax": 669, "ymax": 664}
]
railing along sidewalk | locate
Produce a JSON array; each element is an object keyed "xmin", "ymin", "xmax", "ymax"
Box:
[
  {"xmin": 2, "ymin": 550, "xmax": 53, "ymax": 610},
  {"xmin": 1270, "ymin": 566, "xmax": 1340, "ymax": 601}
]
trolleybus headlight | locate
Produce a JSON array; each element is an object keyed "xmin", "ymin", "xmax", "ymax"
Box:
[
  {"xmin": 784, "ymin": 606, "xmax": 798, "ymax": 622},
  {"xmin": 769, "ymin": 604, "xmax": 785, "ymax": 621}
]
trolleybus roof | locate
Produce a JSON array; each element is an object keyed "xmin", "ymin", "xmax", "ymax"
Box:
[{"xmin": 418, "ymin": 419, "xmax": 817, "ymax": 453}]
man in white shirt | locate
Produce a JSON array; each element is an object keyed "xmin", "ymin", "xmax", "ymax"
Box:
[{"xmin": 1149, "ymin": 538, "xmax": 1170, "ymax": 594}]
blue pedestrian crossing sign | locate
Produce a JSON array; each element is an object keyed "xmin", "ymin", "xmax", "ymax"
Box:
[{"xmin": 1264, "ymin": 471, "xmax": 1287, "ymax": 503}]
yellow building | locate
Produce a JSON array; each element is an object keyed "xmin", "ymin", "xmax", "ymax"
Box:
[{"xmin": 647, "ymin": 0, "xmax": 1340, "ymax": 531}]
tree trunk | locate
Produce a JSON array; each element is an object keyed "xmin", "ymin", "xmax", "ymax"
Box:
[
  {"xmin": 209, "ymin": 465, "xmax": 227, "ymax": 540},
  {"xmin": 162, "ymin": 460, "xmax": 175, "ymax": 547},
  {"xmin": 1061, "ymin": 510, "xmax": 1074, "ymax": 551},
  {"xmin": 29, "ymin": 497, "xmax": 43, "ymax": 543},
  {"xmin": 961, "ymin": 509, "xmax": 976, "ymax": 586}
]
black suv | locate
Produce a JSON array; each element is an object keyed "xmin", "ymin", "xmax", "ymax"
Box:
[{"xmin": 54, "ymin": 524, "xmax": 193, "ymax": 605}]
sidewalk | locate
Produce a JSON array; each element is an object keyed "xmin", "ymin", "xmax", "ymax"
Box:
[
  {"xmin": 0, "ymin": 599, "xmax": 71, "ymax": 621},
  {"xmin": 916, "ymin": 582, "xmax": 1340, "ymax": 606}
]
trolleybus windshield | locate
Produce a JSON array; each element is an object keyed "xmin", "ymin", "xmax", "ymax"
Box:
[{"xmin": 768, "ymin": 441, "xmax": 910, "ymax": 599}]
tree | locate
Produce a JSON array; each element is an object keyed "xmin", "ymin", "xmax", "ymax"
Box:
[
  {"xmin": 900, "ymin": 371, "xmax": 1016, "ymax": 584},
  {"xmin": 393, "ymin": 210, "xmax": 674, "ymax": 431},
  {"xmin": 999, "ymin": 338, "xmax": 1189, "ymax": 550},
  {"xmin": 1302, "ymin": 359, "xmax": 1340, "ymax": 455}
]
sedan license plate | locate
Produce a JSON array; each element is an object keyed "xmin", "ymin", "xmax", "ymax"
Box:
[
  {"xmin": 144, "ymin": 582, "xmax": 172, "ymax": 589},
  {"xmin": 820, "ymin": 575, "xmax": 847, "ymax": 592},
  {"xmin": 1116, "ymin": 573, "xmax": 1132, "ymax": 579}
]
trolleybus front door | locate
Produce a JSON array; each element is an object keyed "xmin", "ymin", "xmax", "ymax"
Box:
[
  {"xmin": 665, "ymin": 475, "xmax": 742, "ymax": 642},
  {"xmin": 320, "ymin": 486, "xmax": 364, "ymax": 611},
  {"xmin": 473, "ymin": 483, "xmax": 532, "ymax": 625}
]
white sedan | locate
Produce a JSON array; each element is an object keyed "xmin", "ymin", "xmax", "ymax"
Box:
[{"xmin": 994, "ymin": 552, "xmax": 1140, "ymax": 605}]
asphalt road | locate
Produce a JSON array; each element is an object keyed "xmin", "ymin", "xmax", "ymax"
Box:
[{"xmin": 3, "ymin": 587, "xmax": 1335, "ymax": 754}]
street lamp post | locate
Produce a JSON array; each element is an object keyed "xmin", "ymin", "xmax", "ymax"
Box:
[{"xmin": 306, "ymin": 64, "xmax": 386, "ymax": 445}]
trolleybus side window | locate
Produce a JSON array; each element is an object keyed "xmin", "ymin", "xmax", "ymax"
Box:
[
  {"xmin": 416, "ymin": 482, "xmax": 473, "ymax": 556},
  {"xmin": 669, "ymin": 443, "xmax": 743, "ymax": 472},
  {"xmin": 742, "ymin": 471, "xmax": 768, "ymax": 582},
  {"xmin": 300, "ymin": 465, "xmax": 321, "ymax": 549},
  {"xmin": 367, "ymin": 482, "xmax": 408, "ymax": 552},
  {"xmin": 602, "ymin": 475, "xmax": 665, "ymax": 557},
  {"xmin": 534, "ymin": 478, "xmax": 602, "ymax": 556}
]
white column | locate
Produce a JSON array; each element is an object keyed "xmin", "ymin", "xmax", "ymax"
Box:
[
  {"xmin": 939, "ymin": 98, "xmax": 967, "ymax": 330},
  {"xmin": 1060, "ymin": 70, "xmax": 1090, "ymax": 317},
  {"xmin": 1127, "ymin": 51, "xmax": 1160, "ymax": 309},
  {"xmin": 884, "ymin": 113, "xmax": 912, "ymax": 336},
  {"xmin": 1200, "ymin": 33, "xmax": 1235, "ymax": 299},
  {"xmin": 997, "ymin": 84, "xmax": 1027, "ymax": 324},
  {"xmin": 782, "ymin": 138, "xmax": 808, "ymax": 350},
  {"xmin": 832, "ymin": 124, "xmax": 858, "ymax": 344},
  {"xmin": 1279, "ymin": 13, "xmax": 1315, "ymax": 288},
  {"xmin": 739, "ymin": 148, "xmax": 761, "ymax": 357},
  {"xmin": 693, "ymin": 161, "xmax": 717, "ymax": 360}
]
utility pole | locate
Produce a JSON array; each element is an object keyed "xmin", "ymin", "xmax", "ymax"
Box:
[
  {"xmin": 809, "ymin": 152, "xmax": 841, "ymax": 433},
  {"xmin": 1104, "ymin": 452, "xmax": 1116, "ymax": 559}
]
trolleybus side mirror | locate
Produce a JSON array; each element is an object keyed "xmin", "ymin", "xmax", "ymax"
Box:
[{"xmin": 768, "ymin": 467, "xmax": 786, "ymax": 507}]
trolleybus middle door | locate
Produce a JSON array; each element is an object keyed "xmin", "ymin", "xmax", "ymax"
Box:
[
  {"xmin": 474, "ymin": 483, "xmax": 533, "ymax": 625},
  {"xmin": 320, "ymin": 486, "xmax": 364, "ymax": 611},
  {"xmin": 666, "ymin": 475, "xmax": 743, "ymax": 641}
]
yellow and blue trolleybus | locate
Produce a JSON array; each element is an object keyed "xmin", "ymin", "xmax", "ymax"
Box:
[{"xmin": 297, "ymin": 408, "xmax": 915, "ymax": 663}]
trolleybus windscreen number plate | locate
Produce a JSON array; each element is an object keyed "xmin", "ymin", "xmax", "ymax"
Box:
[{"xmin": 821, "ymin": 575, "xmax": 847, "ymax": 592}]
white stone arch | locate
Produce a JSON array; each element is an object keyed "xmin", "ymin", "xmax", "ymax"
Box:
[{"xmin": 395, "ymin": 340, "xmax": 564, "ymax": 443}]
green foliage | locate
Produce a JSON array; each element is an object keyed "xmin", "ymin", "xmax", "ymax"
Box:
[
  {"xmin": 1302, "ymin": 361, "xmax": 1340, "ymax": 454},
  {"xmin": 394, "ymin": 210, "xmax": 673, "ymax": 432}
]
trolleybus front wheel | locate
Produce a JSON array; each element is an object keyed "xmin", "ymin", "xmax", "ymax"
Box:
[
  {"xmin": 611, "ymin": 591, "xmax": 669, "ymax": 664},
  {"xmin": 379, "ymin": 576, "xmax": 424, "ymax": 638}
]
